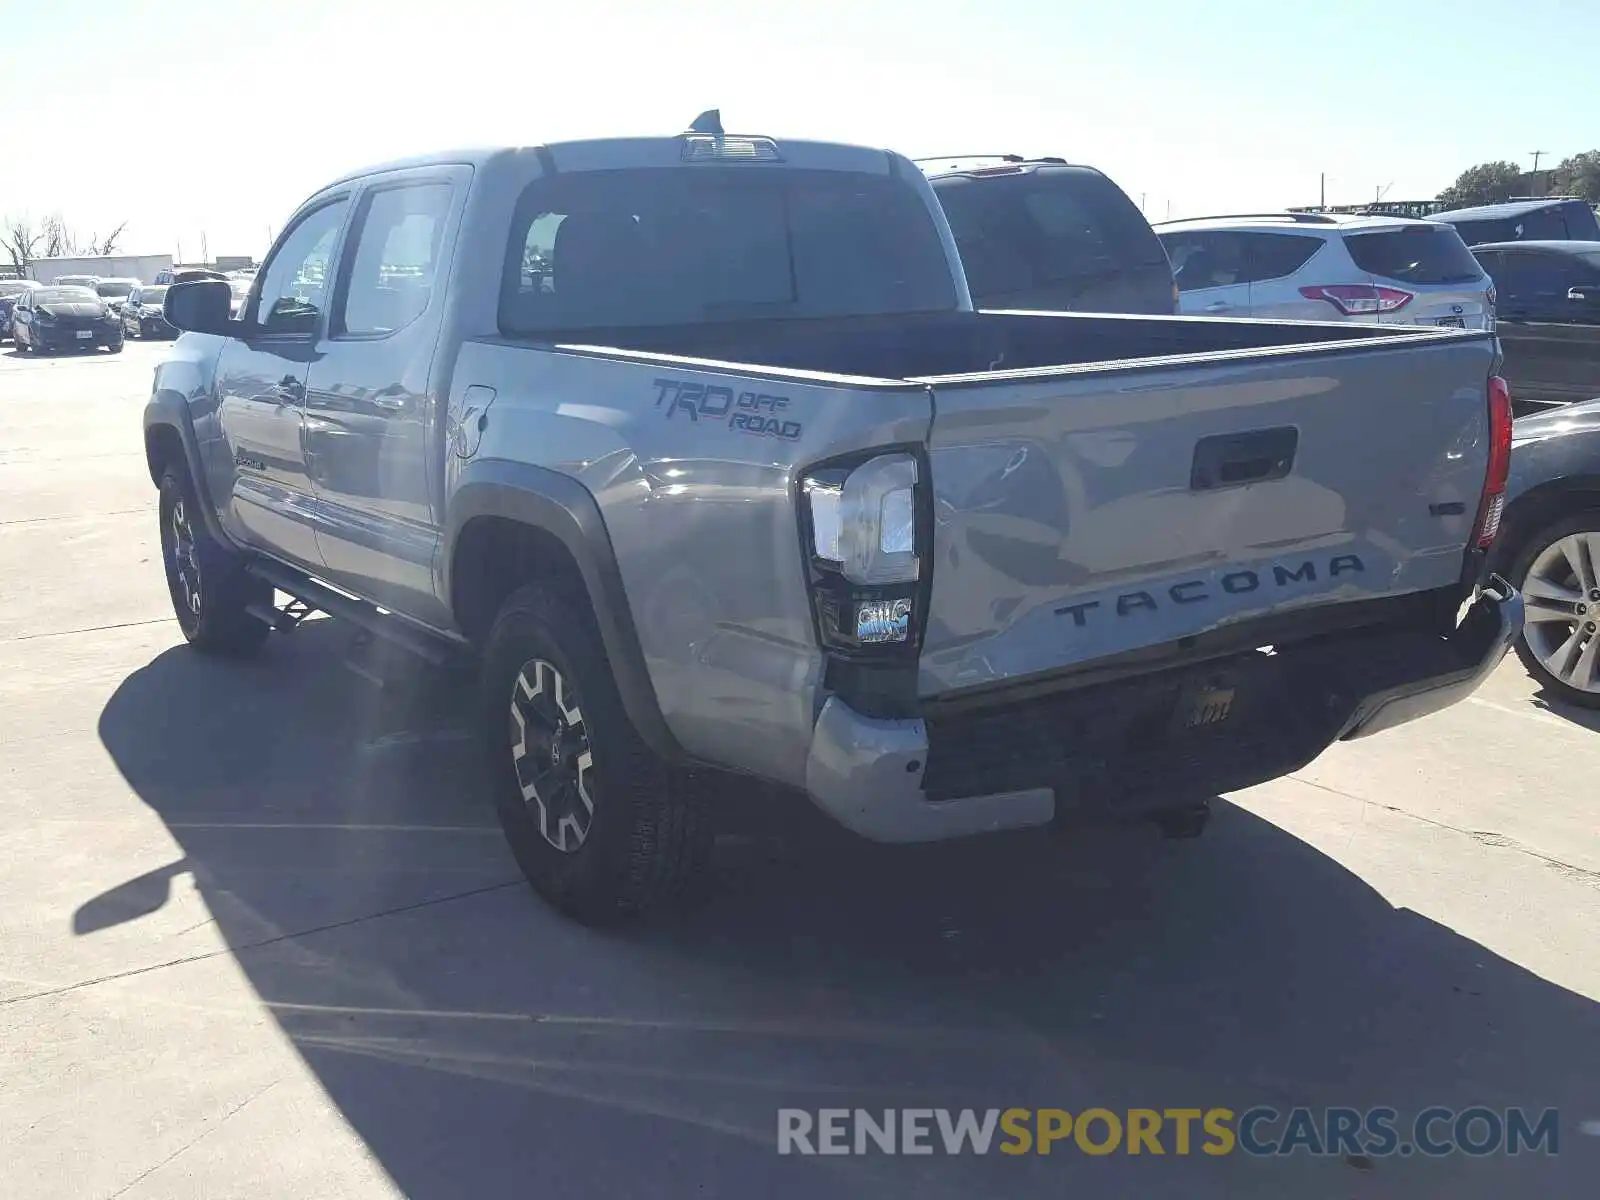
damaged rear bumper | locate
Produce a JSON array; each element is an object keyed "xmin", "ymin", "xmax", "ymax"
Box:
[{"xmin": 803, "ymin": 578, "xmax": 1522, "ymax": 844}]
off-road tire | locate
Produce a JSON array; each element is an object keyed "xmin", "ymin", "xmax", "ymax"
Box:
[
  {"xmin": 157, "ymin": 466, "xmax": 271, "ymax": 656},
  {"xmin": 482, "ymin": 582, "xmax": 710, "ymax": 922}
]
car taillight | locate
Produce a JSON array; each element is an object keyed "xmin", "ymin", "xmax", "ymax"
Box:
[
  {"xmin": 1473, "ymin": 375, "xmax": 1513, "ymax": 549},
  {"xmin": 1298, "ymin": 284, "xmax": 1414, "ymax": 315},
  {"xmin": 799, "ymin": 452, "xmax": 927, "ymax": 655}
]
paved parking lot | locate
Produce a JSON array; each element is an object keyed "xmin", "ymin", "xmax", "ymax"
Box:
[{"xmin": 1, "ymin": 339, "xmax": 1596, "ymax": 1198}]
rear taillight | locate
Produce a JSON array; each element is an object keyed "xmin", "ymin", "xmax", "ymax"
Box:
[
  {"xmin": 800, "ymin": 452, "xmax": 927, "ymax": 656},
  {"xmin": 1298, "ymin": 284, "xmax": 1414, "ymax": 315},
  {"xmin": 1473, "ymin": 375, "xmax": 1514, "ymax": 549}
]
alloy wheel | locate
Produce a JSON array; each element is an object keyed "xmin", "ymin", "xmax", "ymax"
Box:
[
  {"xmin": 1522, "ymin": 531, "xmax": 1600, "ymax": 694},
  {"xmin": 509, "ymin": 658, "xmax": 595, "ymax": 852},
  {"xmin": 168, "ymin": 498, "xmax": 202, "ymax": 617}
]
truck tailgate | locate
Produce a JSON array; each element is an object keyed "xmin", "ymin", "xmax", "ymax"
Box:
[{"xmin": 915, "ymin": 334, "xmax": 1498, "ymax": 696}]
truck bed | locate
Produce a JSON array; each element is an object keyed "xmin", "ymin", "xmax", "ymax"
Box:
[
  {"xmin": 544, "ymin": 306, "xmax": 1497, "ymax": 703},
  {"xmin": 573, "ymin": 308, "xmax": 1433, "ymax": 382}
]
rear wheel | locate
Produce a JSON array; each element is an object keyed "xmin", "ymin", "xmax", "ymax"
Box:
[
  {"xmin": 481, "ymin": 582, "xmax": 710, "ymax": 922},
  {"xmin": 157, "ymin": 466, "xmax": 271, "ymax": 656},
  {"xmin": 1511, "ymin": 511, "xmax": 1600, "ymax": 708}
]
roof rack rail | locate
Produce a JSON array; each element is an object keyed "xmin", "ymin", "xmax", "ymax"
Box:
[
  {"xmin": 914, "ymin": 153, "xmax": 1025, "ymax": 164},
  {"xmin": 1156, "ymin": 211, "xmax": 1340, "ymax": 225}
]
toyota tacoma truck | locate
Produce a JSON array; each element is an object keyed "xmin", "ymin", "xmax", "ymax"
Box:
[{"xmin": 145, "ymin": 117, "xmax": 1523, "ymax": 922}]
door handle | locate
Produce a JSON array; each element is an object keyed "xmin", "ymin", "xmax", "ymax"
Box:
[{"xmin": 1203, "ymin": 301, "xmax": 1232, "ymax": 313}]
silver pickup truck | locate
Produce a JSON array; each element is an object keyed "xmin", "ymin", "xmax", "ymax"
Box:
[{"xmin": 145, "ymin": 122, "xmax": 1522, "ymax": 922}]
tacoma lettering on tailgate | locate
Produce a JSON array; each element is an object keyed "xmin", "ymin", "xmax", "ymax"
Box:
[{"xmin": 1055, "ymin": 554, "xmax": 1366, "ymax": 627}]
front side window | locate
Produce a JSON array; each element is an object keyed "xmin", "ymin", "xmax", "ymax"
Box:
[
  {"xmin": 500, "ymin": 168, "xmax": 955, "ymax": 335},
  {"xmin": 253, "ymin": 199, "xmax": 348, "ymax": 336},
  {"xmin": 335, "ymin": 182, "xmax": 451, "ymax": 336}
]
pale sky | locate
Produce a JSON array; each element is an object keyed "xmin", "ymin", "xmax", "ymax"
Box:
[{"xmin": 4, "ymin": 0, "xmax": 1596, "ymax": 262}]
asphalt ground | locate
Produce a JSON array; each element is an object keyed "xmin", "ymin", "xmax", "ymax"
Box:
[{"xmin": 1, "ymin": 338, "xmax": 1596, "ymax": 1198}]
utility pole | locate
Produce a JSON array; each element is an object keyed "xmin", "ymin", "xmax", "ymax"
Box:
[
  {"xmin": 1139, "ymin": 192, "xmax": 1146, "ymax": 212},
  {"xmin": 1320, "ymin": 172, "xmax": 1326, "ymax": 208},
  {"xmin": 201, "ymin": 231, "xmax": 209, "ymax": 266},
  {"xmin": 1530, "ymin": 151, "xmax": 1546, "ymax": 194}
]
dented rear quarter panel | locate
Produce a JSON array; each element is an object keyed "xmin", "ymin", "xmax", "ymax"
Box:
[{"xmin": 451, "ymin": 340, "xmax": 932, "ymax": 787}]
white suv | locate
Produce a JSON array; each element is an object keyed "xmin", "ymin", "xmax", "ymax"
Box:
[{"xmin": 1155, "ymin": 212, "xmax": 1495, "ymax": 329}]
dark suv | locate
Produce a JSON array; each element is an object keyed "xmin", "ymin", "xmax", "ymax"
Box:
[
  {"xmin": 923, "ymin": 156, "xmax": 1175, "ymax": 314},
  {"xmin": 1435, "ymin": 198, "xmax": 1600, "ymax": 247},
  {"xmin": 1472, "ymin": 240, "xmax": 1600, "ymax": 410}
]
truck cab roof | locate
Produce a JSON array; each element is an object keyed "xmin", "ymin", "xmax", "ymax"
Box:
[{"xmin": 323, "ymin": 136, "xmax": 909, "ymax": 189}]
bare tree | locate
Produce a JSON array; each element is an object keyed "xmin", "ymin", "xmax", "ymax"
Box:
[
  {"xmin": 2, "ymin": 216, "xmax": 43, "ymax": 274},
  {"xmin": 2, "ymin": 213, "xmax": 133, "ymax": 269},
  {"xmin": 40, "ymin": 213, "xmax": 72, "ymax": 258},
  {"xmin": 87, "ymin": 222, "xmax": 128, "ymax": 256}
]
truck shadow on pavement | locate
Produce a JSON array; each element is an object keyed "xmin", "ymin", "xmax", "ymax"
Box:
[{"xmin": 90, "ymin": 621, "xmax": 1598, "ymax": 1199}]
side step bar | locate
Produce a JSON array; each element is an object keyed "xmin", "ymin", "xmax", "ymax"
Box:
[{"xmin": 244, "ymin": 557, "xmax": 454, "ymax": 667}]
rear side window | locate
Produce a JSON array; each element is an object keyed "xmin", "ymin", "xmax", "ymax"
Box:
[
  {"xmin": 499, "ymin": 168, "xmax": 955, "ymax": 334},
  {"xmin": 1520, "ymin": 207, "xmax": 1569, "ymax": 240},
  {"xmin": 1449, "ymin": 218, "xmax": 1516, "ymax": 246},
  {"xmin": 935, "ymin": 170, "xmax": 1165, "ymax": 299},
  {"xmin": 1344, "ymin": 226, "xmax": 1483, "ymax": 285},
  {"xmin": 1241, "ymin": 233, "xmax": 1324, "ymax": 281},
  {"xmin": 1562, "ymin": 203, "xmax": 1600, "ymax": 240},
  {"xmin": 335, "ymin": 182, "xmax": 451, "ymax": 337}
]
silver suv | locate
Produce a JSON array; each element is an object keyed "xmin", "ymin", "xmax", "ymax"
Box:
[{"xmin": 1155, "ymin": 212, "xmax": 1495, "ymax": 330}]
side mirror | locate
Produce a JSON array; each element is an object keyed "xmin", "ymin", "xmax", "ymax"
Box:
[
  {"xmin": 1567, "ymin": 284, "xmax": 1600, "ymax": 304},
  {"xmin": 163, "ymin": 279, "xmax": 235, "ymax": 335}
]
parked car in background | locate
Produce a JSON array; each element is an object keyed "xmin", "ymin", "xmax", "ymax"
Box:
[
  {"xmin": 10, "ymin": 285, "xmax": 124, "ymax": 354},
  {"xmin": 121, "ymin": 284, "xmax": 174, "ymax": 338},
  {"xmin": 227, "ymin": 276, "xmax": 251, "ymax": 317},
  {"xmin": 1470, "ymin": 241, "xmax": 1600, "ymax": 414},
  {"xmin": 53, "ymin": 273, "xmax": 100, "ymax": 290},
  {"xmin": 0, "ymin": 278, "xmax": 40, "ymax": 339},
  {"xmin": 1156, "ymin": 212, "xmax": 1494, "ymax": 329},
  {"xmin": 921, "ymin": 155, "xmax": 1175, "ymax": 313},
  {"xmin": 1488, "ymin": 397, "xmax": 1600, "ymax": 707},
  {"xmin": 94, "ymin": 277, "xmax": 142, "ymax": 315},
  {"xmin": 1434, "ymin": 198, "xmax": 1600, "ymax": 247}
]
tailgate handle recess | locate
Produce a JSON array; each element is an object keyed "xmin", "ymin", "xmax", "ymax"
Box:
[{"xmin": 1191, "ymin": 427, "xmax": 1298, "ymax": 491}]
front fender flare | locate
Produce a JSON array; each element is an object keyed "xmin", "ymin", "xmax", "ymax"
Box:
[
  {"xmin": 143, "ymin": 390, "xmax": 239, "ymax": 552},
  {"xmin": 445, "ymin": 459, "xmax": 683, "ymax": 763}
]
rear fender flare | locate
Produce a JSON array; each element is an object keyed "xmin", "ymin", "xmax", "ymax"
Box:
[{"xmin": 445, "ymin": 459, "xmax": 682, "ymax": 762}]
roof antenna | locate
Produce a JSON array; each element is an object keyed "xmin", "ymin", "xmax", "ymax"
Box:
[{"xmin": 686, "ymin": 109, "xmax": 723, "ymax": 136}]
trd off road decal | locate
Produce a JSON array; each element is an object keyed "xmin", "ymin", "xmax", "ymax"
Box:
[{"xmin": 652, "ymin": 378, "xmax": 803, "ymax": 441}]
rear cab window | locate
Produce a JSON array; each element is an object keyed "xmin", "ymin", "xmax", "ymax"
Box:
[
  {"xmin": 1344, "ymin": 226, "xmax": 1484, "ymax": 285},
  {"xmin": 499, "ymin": 168, "xmax": 955, "ymax": 334}
]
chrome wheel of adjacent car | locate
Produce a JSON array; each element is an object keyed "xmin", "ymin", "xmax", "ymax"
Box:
[
  {"xmin": 1519, "ymin": 527, "xmax": 1600, "ymax": 698},
  {"xmin": 509, "ymin": 657, "xmax": 595, "ymax": 853}
]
